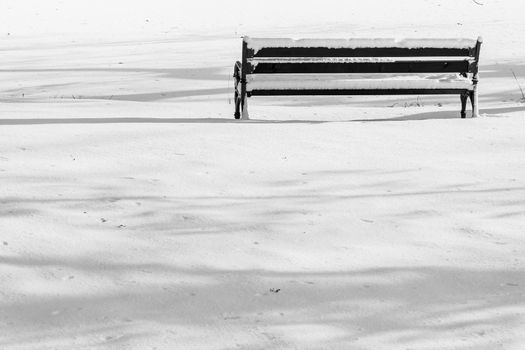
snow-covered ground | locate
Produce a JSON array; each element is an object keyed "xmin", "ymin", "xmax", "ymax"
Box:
[{"xmin": 1, "ymin": 1, "xmax": 524, "ymax": 349}]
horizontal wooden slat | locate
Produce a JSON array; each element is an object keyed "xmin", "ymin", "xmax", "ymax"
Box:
[
  {"xmin": 246, "ymin": 74, "xmax": 473, "ymax": 91},
  {"xmin": 248, "ymin": 89, "xmax": 470, "ymax": 96},
  {"xmin": 249, "ymin": 61, "xmax": 471, "ymax": 74},
  {"xmin": 249, "ymin": 57, "xmax": 475, "ymax": 63},
  {"xmin": 249, "ymin": 47, "xmax": 473, "ymax": 58}
]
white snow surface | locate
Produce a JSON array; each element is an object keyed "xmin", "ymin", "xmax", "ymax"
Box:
[
  {"xmin": 245, "ymin": 37, "xmax": 479, "ymax": 54},
  {"xmin": 1, "ymin": 1, "xmax": 525, "ymax": 350}
]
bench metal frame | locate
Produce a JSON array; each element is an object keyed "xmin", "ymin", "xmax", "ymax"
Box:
[{"xmin": 234, "ymin": 37, "xmax": 482, "ymax": 119}]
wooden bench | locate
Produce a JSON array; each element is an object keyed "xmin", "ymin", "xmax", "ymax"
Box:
[{"xmin": 233, "ymin": 37, "xmax": 482, "ymax": 119}]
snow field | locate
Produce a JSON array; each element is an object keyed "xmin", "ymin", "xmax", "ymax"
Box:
[{"xmin": 1, "ymin": 0, "xmax": 525, "ymax": 349}]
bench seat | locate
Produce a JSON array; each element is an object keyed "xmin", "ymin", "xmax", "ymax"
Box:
[{"xmin": 246, "ymin": 74, "xmax": 474, "ymax": 93}]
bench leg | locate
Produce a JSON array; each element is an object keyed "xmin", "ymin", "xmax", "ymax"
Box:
[
  {"xmin": 234, "ymin": 60, "xmax": 249, "ymax": 120},
  {"xmin": 241, "ymin": 94, "xmax": 249, "ymax": 120},
  {"xmin": 233, "ymin": 62, "xmax": 241, "ymax": 119},
  {"xmin": 469, "ymin": 90, "xmax": 479, "ymax": 118},
  {"xmin": 460, "ymin": 92, "xmax": 468, "ymax": 119},
  {"xmin": 470, "ymin": 88, "xmax": 479, "ymax": 118},
  {"xmin": 234, "ymin": 90, "xmax": 241, "ymax": 119}
]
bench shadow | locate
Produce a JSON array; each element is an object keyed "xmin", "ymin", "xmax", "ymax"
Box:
[
  {"xmin": 1, "ymin": 100, "xmax": 524, "ymax": 126},
  {"xmin": 352, "ymin": 109, "xmax": 459, "ymax": 122},
  {"xmin": 353, "ymin": 104, "xmax": 525, "ymax": 122},
  {"xmin": 0, "ymin": 117, "xmax": 326, "ymax": 125},
  {"xmin": 1, "ymin": 103, "xmax": 523, "ymax": 125}
]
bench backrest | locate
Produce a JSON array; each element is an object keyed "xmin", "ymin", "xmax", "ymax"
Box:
[{"xmin": 242, "ymin": 37, "xmax": 482, "ymax": 75}]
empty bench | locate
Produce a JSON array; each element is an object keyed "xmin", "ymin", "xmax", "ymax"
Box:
[{"xmin": 233, "ymin": 37, "xmax": 482, "ymax": 119}]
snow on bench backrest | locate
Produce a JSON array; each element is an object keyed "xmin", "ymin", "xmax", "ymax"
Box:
[
  {"xmin": 241, "ymin": 37, "xmax": 482, "ymax": 75},
  {"xmin": 244, "ymin": 37, "xmax": 482, "ymax": 58}
]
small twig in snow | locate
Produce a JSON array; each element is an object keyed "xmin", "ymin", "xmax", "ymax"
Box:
[
  {"xmin": 472, "ymin": 0, "xmax": 484, "ymax": 5},
  {"xmin": 511, "ymin": 69, "xmax": 525, "ymax": 102}
]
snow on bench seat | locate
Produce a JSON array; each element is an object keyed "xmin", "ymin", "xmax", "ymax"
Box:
[
  {"xmin": 248, "ymin": 57, "xmax": 475, "ymax": 64},
  {"xmin": 246, "ymin": 74, "xmax": 474, "ymax": 91}
]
